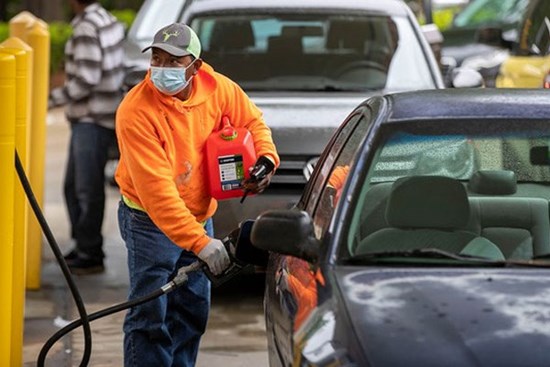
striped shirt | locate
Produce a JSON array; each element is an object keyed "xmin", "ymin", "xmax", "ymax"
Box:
[{"xmin": 50, "ymin": 3, "xmax": 125, "ymax": 129}]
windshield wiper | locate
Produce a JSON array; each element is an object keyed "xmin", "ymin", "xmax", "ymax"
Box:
[
  {"xmin": 320, "ymin": 84, "xmax": 345, "ymax": 91},
  {"xmin": 344, "ymin": 249, "xmax": 550, "ymax": 268},
  {"xmin": 343, "ymin": 248, "xmax": 501, "ymax": 265},
  {"xmin": 532, "ymin": 253, "xmax": 550, "ymax": 260}
]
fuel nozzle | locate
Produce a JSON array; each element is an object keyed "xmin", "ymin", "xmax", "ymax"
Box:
[
  {"xmin": 241, "ymin": 156, "xmax": 275, "ymax": 203},
  {"xmin": 202, "ymin": 220, "xmax": 269, "ymax": 287},
  {"xmin": 202, "ymin": 223, "xmax": 253, "ymax": 287}
]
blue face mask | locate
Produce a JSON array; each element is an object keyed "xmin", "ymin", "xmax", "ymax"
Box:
[{"xmin": 150, "ymin": 61, "xmax": 195, "ymax": 96}]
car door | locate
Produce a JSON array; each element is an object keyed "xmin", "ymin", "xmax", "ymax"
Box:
[{"xmin": 265, "ymin": 106, "xmax": 375, "ymax": 366}]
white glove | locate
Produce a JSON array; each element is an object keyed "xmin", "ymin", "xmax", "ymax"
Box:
[{"xmin": 197, "ymin": 238, "xmax": 230, "ymax": 275}]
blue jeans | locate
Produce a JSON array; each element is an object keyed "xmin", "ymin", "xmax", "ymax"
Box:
[
  {"xmin": 118, "ymin": 201, "xmax": 212, "ymax": 367},
  {"xmin": 64, "ymin": 122, "xmax": 116, "ymax": 260}
]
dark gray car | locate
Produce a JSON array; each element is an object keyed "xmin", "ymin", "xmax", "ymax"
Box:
[
  {"xmin": 123, "ymin": 0, "xmax": 445, "ymax": 237},
  {"xmin": 252, "ymin": 88, "xmax": 550, "ymax": 366}
]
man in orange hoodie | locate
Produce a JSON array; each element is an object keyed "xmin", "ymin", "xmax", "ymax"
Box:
[{"xmin": 115, "ymin": 23, "xmax": 279, "ymax": 367}]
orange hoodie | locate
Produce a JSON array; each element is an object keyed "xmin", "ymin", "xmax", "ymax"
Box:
[{"xmin": 115, "ymin": 62, "xmax": 279, "ymax": 254}]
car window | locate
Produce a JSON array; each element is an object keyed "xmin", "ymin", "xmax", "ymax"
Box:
[
  {"xmin": 517, "ymin": 0, "xmax": 550, "ymax": 56},
  {"xmin": 453, "ymin": 0, "xmax": 529, "ymax": 28},
  {"xmin": 345, "ymin": 119, "xmax": 550, "ymax": 261},
  {"xmin": 368, "ymin": 128, "xmax": 550, "ymax": 184},
  {"xmin": 189, "ymin": 13, "xmax": 436, "ymax": 91},
  {"xmin": 368, "ymin": 132, "xmax": 480, "ymax": 183},
  {"xmin": 304, "ymin": 112, "xmax": 361, "ymax": 214},
  {"xmin": 306, "ymin": 112, "xmax": 372, "ymax": 240}
]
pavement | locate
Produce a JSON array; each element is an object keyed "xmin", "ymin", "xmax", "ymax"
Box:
[{"xmin": 22, "ymin": 108, "xmax": 269, "ymax": 366}]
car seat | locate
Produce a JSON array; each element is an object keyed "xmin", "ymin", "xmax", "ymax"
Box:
[
  {"xmin": 355, "ymin": 175, "xmax": 505, "ymax": 260},
  {"xmin": 209, "ymin": 20, "xmax": 254, "ymax": 52},
  {"xmin": 467, "ymin": 170, "xmax": 550, "ymax": 259}
]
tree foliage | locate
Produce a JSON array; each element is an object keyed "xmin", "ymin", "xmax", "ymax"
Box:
[
  {"xmin": 0, "ymin": 0, "xmax": 138, "ymax": 78},
  {"xmin": 1, "ymin": 0, "xmax": 143, "ymax": 22}
]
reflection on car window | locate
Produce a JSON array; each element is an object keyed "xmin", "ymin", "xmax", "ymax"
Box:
[
  {"xmin": 190, "ymin": 13, "xmax": 435, "ymax": 91},
  {"xmin": 369, "ymin": 130, "xmax": 550, "ymax": 183},
  {"xmin": 305, "ymin": 113, "xmax": 361, "ymax": 213},
  {"xmin": 369, "ymin": 133, "xmax": 480, "ymax": 183},
  {"xmin": 310, "ymin": 113, "xmax": 371, "ymax": 240}
]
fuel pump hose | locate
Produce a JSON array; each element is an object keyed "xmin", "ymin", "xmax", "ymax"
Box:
[
  {"xmin": 37, "ymin": 261, "xmax": 201, "ymax": 366},
  {"xmin": 15, "ymin": 150, "xmax": 93, "ymax": 367}
]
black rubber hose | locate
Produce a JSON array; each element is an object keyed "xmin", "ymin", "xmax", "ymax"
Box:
[
  {"xmin": 39, "ymin": 260, "xmax": 202, "ymax": 358},
  {"xmin": 40, "ymin": 288, "xmax": 164, "ymax": 359},
  {"xmin": 15, "ymin": 150, "xmax": 93, "ymax": 367}
]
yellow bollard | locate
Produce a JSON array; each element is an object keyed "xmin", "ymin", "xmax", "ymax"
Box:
[
  {"xmin": 0, "ymin": 37, "xmax": 33, "ymax": 367},
  {"xmin": 8, "ymin": 11, "xmax": 36, "ymax": 42},
  {"xmin": 25, "ymin": 20, "xmax": 50, "ymax": 290},
  {"xmin": 0, "ymin": 51, "xmax": 16, "ymax": 367}
]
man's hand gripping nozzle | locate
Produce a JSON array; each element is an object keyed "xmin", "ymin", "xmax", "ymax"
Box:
[{"xmin": 163, "ymin": 227, "xmax": 248, "ymax": 293}]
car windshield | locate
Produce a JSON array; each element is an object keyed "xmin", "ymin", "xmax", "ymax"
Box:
[
  {"xmin": 189, "ymin": 13, "xmax": 436, "ymax": 91},
  {"xmin": 453, "ymin": 0, "xmax": 529, "ymax": 28},
  {"xmin": 343, "ymin": 119, "xmax": 550, "ymax": 266}
]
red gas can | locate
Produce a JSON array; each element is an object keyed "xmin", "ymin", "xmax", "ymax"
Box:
[{"xmin": 205, "ymin": 116, "xmax": 257, "ymax": 200}]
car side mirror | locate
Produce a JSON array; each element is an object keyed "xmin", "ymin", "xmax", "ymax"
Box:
[{"xmin": 251, "ymin": 209, "xmax": 320, "ymax": 263}]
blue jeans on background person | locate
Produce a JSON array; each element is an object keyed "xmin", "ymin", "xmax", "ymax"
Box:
[
  {"xmin": 64, "ymin": 121, "xmax": 116, "ymax": 262},
  {"xmin": 118, "ymin": 201, "xmax": 212, "ymax": 367}
]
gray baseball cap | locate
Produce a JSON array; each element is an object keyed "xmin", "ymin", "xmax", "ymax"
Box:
[{"xmin": 142, "ymin": 23, "xmax": 201, "ymax": 58}]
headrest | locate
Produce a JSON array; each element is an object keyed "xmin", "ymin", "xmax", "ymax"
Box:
[
  {"xmin": 468, "ymin": 170, "xmax": 517, "ymax": 195},
  {"xmin": 268, "ymin": 34, "xmax": 303, "ymax": 55},
  {"xmin": 210, "ymin": 21, "xmax": 254, "ymax": 51},
  {"xmin": 386, "ymin": 176, "xmax": 469, "ymax": 229},
  {"xmin": 326, "ymin": 20, "xmax": 370, "ymax": 52}
]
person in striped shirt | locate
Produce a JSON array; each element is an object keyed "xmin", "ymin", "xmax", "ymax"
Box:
[{"xmin": 49, "ymin": 0, "xmax": 125, "ymax": 274}]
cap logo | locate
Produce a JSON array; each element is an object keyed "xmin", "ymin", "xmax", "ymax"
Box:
[{"xmin": 163, "ymin": 30, "xmax": 180, "ymax": 42}]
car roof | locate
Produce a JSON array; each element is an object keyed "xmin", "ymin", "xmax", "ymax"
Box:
[
  {"xmin": 385, "ymin": 89, "xmax": 550, "ymax": 122},
  {"xmin": 185, "ymin": 0, "xmax": 410, "ymax": 17}
]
